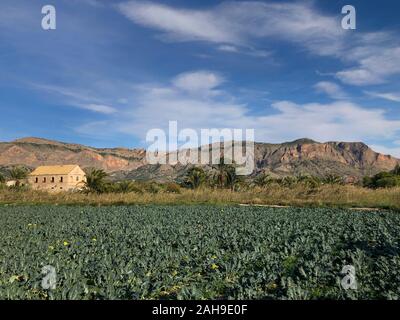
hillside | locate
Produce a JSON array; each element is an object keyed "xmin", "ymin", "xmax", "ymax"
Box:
[{"xmin": 0, "ymin": 137, "xmax": 398, "ymax": 181}]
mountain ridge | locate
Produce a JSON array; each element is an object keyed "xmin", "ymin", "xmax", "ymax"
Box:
[{"xmin": 0, "ymin": 137, "xmax": 398, "ymax": 182}]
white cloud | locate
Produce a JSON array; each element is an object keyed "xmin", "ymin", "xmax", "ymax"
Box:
[
  {"xmin": 172, "ymin": 70, "xmax": 224, "ymax": 93},
  {"xmin": 117, "ymin": 1, "xmax": 345, "ymax": 56},
  {"xmin": 336, "ymin": 46, "xmax": 400, "ymax": 85},
  {"xmin": 117, "ymin": 1, "xmax": 400, "ymax": 86},
  {"xmin": 217, "ymin": 45, "xmax": 239, "ymax": 53},
  {"xmin": 365, "ymin": 91, "xmax": 400, "ymax": 103},
  {"xmin": 314, "ymin": 81, "xmax": 347, "ymax": 99},
  {"xmin": 31, "ymin": 84, "xmax": 117, "ymax": 114},
  {"xmin": 117, "ymin": 1, "xmax": 241, "ymax": 44},
  {"xmin": 217, "ymin": 45, "xmax": 271, "ymax": 58},
  {"xmin": 76, "ymin": 71, "xmax": 400, "ymax": 157},
  {"xmin": 81, "ymin": 104, "xmax": 117, "ymax": 114},
  {"xmin": 257, "ymin": 101, "xmax": 400, "ymax": 143}
]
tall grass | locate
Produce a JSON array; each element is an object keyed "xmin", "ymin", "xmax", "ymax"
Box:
[{"xmin": 0, "ymin": 185, "xmax": 399, "ymax": 210}]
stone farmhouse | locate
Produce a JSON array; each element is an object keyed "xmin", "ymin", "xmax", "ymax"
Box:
[{"xmin": 28, "ymin": 165, "xmax": 86, "ymax": 192}]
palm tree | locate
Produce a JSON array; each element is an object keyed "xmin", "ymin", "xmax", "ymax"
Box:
[
  {"xmin": 254, "ymin": 173, "xmax": 273, "ymax": 188},
  {"xmin": 84, "ymin": 169, "xmax": 108, "ymax": 193},
  {"xmin": 212, "ymin": 157, "xmax": 230, "ymax": 189},
  {"xmin": 225, "ymin": 165, "xmax": 239, "ymax": 191},
  {"xmin": 114, "ymin": 180, "xmax": 141, "ymax": 193},
  {"xmin": 392, "ymin": 164, "xmax": 400, "ymax": 176},
  {"xmin": 323, "ymin": 174, "xmax": 343, "ymax": 185},
  {"xmin": 184, "ymin": 167, "xmax": 206, "ymax": 189},
  {"xmin": 9, "ymin": 167, "xmax": 28, "ymax": 187},
  {"xmin": 297, "ymin": 175, "xmax": 321, "ymax": 189}
]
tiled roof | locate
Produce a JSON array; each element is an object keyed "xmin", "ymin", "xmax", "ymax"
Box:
[{"xmin": 29, "ymin": 165, "xmax": 79, "ymax": 175}]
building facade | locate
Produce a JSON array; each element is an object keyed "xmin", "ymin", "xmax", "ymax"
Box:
[{"xmin": 28, "ymin": 165, "xmax": 86, "ymax": 192}]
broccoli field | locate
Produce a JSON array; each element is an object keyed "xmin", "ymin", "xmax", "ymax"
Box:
[{"xmin": 0, "ymin": 205, "xmax": 399, "ymax": 300}]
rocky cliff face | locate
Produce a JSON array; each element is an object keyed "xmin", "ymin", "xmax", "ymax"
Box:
[{"xmin": 0, "ymin": 137, "xmax": 398, "ymax": 181}]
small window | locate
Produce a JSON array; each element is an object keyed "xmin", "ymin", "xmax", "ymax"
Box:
[
  {"xmin": 60, "ymin": 177, "xmax": 63, "ymax": 183},
  {"xmin": 43, "ymin": 177, "xmax": 46, "ymax": 183},
  {"xmin": 76, "ymin": 176, "xmax": 79, "ymax": 181},
  {"xmin": 51, "ymin": 177, "xmax": 55, "ymax": 183},
  {"xmin": 35, "ymin": 177, "xmax": 38, "ymax": 183}
]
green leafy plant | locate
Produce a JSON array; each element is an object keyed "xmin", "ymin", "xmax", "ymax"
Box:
[
  {"xmin": 1, "ymin": 205, "xmax": 399, "ymax": 300},
  {"xmin": 183, "ymin": 167, "xmax": 206, "ymax": 190},
  {"xmin": 9, "ymin": 166, "xmax": 29, "ymax": 187},
  {"xmin": 84, "ymin": 169, "xmax": 109, "ymax": 193}
]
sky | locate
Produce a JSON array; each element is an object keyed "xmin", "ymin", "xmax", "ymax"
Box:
[{"xmin": 1, "ymin": 0, "xmax": 400, "ymax": 156}]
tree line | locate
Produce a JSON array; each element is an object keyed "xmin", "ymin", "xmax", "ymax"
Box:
[{"xmin": 1, "ymin": 163, "xmax": 400, "ymax": 194}]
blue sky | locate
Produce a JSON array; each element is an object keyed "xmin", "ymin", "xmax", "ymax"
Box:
[{"xmin": 1, "ymin": 0, "xmax": 400, "ymax": 156}]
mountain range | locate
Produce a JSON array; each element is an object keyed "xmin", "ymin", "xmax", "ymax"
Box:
[{"xmin": 0, "ymin": 137, "xmax": 398, "ymax": 182}]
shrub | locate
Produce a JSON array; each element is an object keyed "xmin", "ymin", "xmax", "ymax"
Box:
[
  {"xmin": 254, "ymin": 173, "xmax": 273, "ymax": 188},
  {"xmin": 113, "ymin": 181, "xmax": 143, "ymax": 194},
  {"xmin": 374, "ymin": 176, "xmax": 400, "ymax": 188},
  {"xmin": 363, "ymin": 170, "xmax": 400, "ymax": 188},
  {"xmin": 392, "ymin": 164, "xmax": 400, "ymax": 176},
  {"xmin": 183, "ymin": 167, "xmax": 206, "ymax": 189},
  {"xmin": 165, "ymin": 182, "xmax": 181, "ymax": 194}
]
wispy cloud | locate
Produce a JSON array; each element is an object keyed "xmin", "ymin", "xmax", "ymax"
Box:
[
  {"xmin": 80, "ymin": 104, "xmax": 117, "ymax": 114},
  {"xmin": 314, "ymin": 81, "xmax": 347, "ymax": 100},
  {"xmin": 336, "ymin": 46, "xmax": 400, "ymax": 85},
  {"xmin": 117, "ymin": 1, "xmax": 400, "ymax": 87},
  {"xmin": 117, "ymin": 1, "xmax": 345, "ymax": 56},
  {"xmin": 31, "ymin": 84, "xmax": 117, "ymax": 114},
  {"xmin": 365, "ymin": 91, "xmax": 400, "ymax": 103},
  {"xmin": 172, "ymin": 70, "xmax": 224, "ymax": 94},
  {"xmin": 77, "ymin": 70, "xmax": 400, "ymax": 155},
  {"xmin": 217, "ymin": 45, "xmax": 271, "ymax": 57}
]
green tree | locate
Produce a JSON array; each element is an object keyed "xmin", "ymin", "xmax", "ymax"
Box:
[
  {"xmin": 9, "ymin": 167, "xmax": 28, "ymax": 187},
  {"xmin": 364, "ymin": 171, "xmax": 400, "ymax": 188},
  {"xmin": 392, "ymin": 164, "xmax": 400, "ymax": 176},
  {"xmin": 0, "ymin": 173, "xmax": 5, "ymax": 184},
  {"xmin": 84, "ymin": 169, "xmax": 108, "ymax": 193},
  {"xmin": 375, "ymin": 176, "xmax": 400, "ymax": 188},
  {"xmin": 184, "ymin": 167, "xmax": 206, "ymax": 189}
]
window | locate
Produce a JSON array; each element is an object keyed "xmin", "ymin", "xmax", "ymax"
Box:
[
  {"xmin": 76, "ymin": 176, "xmax": 79, "ymax": 181},
  {"xmin": 43, "ymin": 177, "xmax": 46, "ymax": 183},
  {"xmin": 60, "ymin": 177, "xmax": 63, "ymax": 183},
  {"xmin": 51, "ymin": 177, "xmax": 55, "ymax": 183},
  {"xmin": 35, "ymin": 177, "xmax": 38, "ymax": 183}
]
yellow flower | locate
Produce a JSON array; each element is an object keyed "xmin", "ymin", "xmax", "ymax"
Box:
[
  {"xmin": 171, "ymin": 270, "xmax": 178, "ymax": 276},
  {"xmin": 211, "ymin": 255, "xmax": 217, "ymax": 259},
  {"xmin": 211, "ymin": 263, "xmax": 219, "ymax": 270},
  {"xmin": 63, "ymin": 241, "xmax": 69, "ymax": 246},
  {"xmin": 92, "ymin": 238, "xmax": 97, "ymax": 242},
  {"xmin": 48, "ymin": 245, "xmax": 54, "ymax": 250}
]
